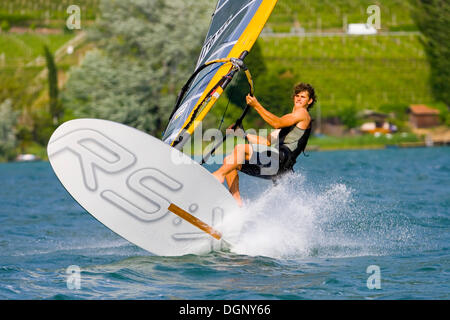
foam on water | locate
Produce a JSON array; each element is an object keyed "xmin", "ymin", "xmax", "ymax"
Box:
[
  {"xmin": 1, "ymin": 148, "xmax": 448, "ymax": 299},
  {"xmin": 220, "ymin": 172, "xmax": 413, "ymax": 260}
]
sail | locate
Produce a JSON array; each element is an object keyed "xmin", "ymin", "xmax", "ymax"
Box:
[{"xmin": 163, "ymin": 0, "xmax": 278, "ymax": 148}]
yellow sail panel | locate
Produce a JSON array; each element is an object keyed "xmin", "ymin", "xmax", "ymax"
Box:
[{"xmin": 163, "ymin": 0, "xmax": 278, "ymax": 148}]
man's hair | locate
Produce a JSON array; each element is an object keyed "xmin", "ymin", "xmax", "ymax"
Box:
[{"xmin": 293, "ymin": 83, "xmax": 317, "ymax": 110}]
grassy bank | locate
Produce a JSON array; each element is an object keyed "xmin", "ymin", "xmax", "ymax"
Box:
[{"xmin": 308, "ymin": 132, "xmax": 422, "ymax": 150}]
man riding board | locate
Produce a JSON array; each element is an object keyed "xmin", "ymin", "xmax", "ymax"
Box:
[{"xmin": 212, "ymin": 82, "xmax": 317, "ymax": 206}]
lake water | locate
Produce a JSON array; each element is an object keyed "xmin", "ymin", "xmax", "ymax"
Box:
[{"xmin": 0, "ymin": 147, "xmax": 448, "ymax": 299}]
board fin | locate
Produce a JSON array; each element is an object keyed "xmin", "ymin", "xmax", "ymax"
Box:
[{"xmin": 168, "ymin": 203, "xmax": 222, "ymax": 240}]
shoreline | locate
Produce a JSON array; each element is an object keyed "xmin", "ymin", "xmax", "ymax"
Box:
[
  {"xmin": 308, "ymin": 141, "xmax": 449, "ymax": 152},
  {"xmin": 3, "ymin": 143, "xmax": 448, "ymax": 164}
]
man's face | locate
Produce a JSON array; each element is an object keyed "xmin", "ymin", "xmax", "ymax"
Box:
[{"xmin": 294, "ymin": 91, "xmax": 312, "ymax": 108}]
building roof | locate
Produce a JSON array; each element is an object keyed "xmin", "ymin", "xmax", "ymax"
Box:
[{"xmin": 409, "ymin": 105, "xmax": 440, "ymax": 115}]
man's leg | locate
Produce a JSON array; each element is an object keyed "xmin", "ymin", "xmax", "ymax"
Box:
[
  {"xmin": 225, "ymin": 166, "xmax": 243, "ymax": 207},
  {"xmin": 212, "ymin": 144, "xmax": 252, "ymax": 183}
]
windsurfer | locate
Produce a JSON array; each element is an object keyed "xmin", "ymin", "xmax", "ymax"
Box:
[{"xmin": 212, "ymin": 83, "xmax": 316, "ymax": 206}]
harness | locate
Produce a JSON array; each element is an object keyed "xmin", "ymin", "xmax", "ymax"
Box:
[
  {"xmin": 277, "ymin": 121, "xmax": 313, "ymax": 175},
  {"xmin": 240, "ymin": 121, "xmax": 313, "ymax": 181}
]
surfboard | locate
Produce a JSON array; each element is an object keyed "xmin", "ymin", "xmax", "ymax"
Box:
[{"xmin": 47, "ymin": 119, "xmax": 240, "ymax": 256}]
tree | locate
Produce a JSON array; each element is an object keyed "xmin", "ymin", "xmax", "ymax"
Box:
[
  {"xmin": 63, "ymin": 0, "xmax": 213, "ymax": 137},
  {"xmin": 216, "ymin": 41, "xmax": 269, "ymax": 130},
  {"xmin": 411, "ymin": 0, "xmax": 450, "ymax": 106},
  {"xmin": 252, "ymin": 68, "xmax": 298, "ymax": 127},
  {"xmin": 44, "ymin": 45, "xmax": 63, "ymax": 124},
  {"xmin": 339, "ymin": 105, "xmax": 359, "ymax": 129},
  {"xmin": 0, "ymin": 20, "xmax": 10, "ymax": 33},
  {"xmin": 224, "ymin": 41, "xmax": 267, "ymax": 110},
  {"xmin": 0, "ymin": 99, "xmax": 18, "ymax": 160}
]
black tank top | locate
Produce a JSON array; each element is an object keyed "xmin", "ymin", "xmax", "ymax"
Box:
[{"xmin": 277, "ymin": 122, "xmax": 313, "ymax": 172}]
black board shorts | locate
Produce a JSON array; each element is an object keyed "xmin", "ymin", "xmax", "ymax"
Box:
[{"xmin": 240, "ymin": 144, "xmax": 290, "ymax": 179}]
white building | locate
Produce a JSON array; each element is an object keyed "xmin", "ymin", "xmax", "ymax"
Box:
[{"xmin": 347, "ymin": 23, "xmax": 377, "ymax": 35}]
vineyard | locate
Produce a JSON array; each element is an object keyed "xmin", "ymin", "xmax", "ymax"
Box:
[
  {"xmin": 0, "ymin": 1, "xmax": 429, "ymax": 116},
  {"xmin": 207, "ymin": 33, "xmax": 432, "ymax": 134},
  {"xmin": 259, "ymin": 34, "xmax": 431, "ymax": 114},
  {"xmin": 0, "ymin": 0, "xmax": 415, "ymax": 31},
  {"xmin": 0, "ymin": 0, "xmax": 441, "ymax": 159},
  {"xmin": 0, "ymin": 33, "xmax": 72, "ymax": 65},
  {"xmin": 0, "ymin": 0, "xmax": 100, "ymax": 25},
  {"xmin": 0, "ymin": 33, "xmax": 74, "ymax": 108},
  {"xmin": 267, "ymin": 0, "xmax": 415, "ymax": 32}
]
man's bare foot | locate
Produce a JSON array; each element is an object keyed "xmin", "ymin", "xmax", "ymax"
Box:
[
  {"xmin": 234, "ymin": 196, "xmax": 243, "ymax": 207},
  {"xmin": 212, "ymin": 171, "xmax": 225, "ymax": 184},
  {"xmin": 230, "ymin": 191, "xmax": 243, "ymax": 207}
]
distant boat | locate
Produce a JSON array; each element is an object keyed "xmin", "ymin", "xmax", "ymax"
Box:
[{"xmin": 15, "ymin": 154, "xmax": 40, "ymax": 162}]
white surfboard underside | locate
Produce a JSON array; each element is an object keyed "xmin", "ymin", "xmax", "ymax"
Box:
[{"xmin": 47, "ymin": 119, "xmax": 239, "ymax": 256}]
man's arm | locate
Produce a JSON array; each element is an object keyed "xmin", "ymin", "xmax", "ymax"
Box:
[{"xmin": 246, "ymin": 95, "xmax": 306, "ymax": 129}]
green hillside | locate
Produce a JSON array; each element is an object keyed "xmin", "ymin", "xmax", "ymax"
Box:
[
  {"xmin": 267, "ymin": 0, "xmax": 415, "ymax": 32},
  {"xmin": 1, "ymin": 0, "xmax": 415, "ymax": 31},
  {"xmin": 209, "ymin": 33, "xmax": 432, "ymax": 133},
  {"xmin": 0, "ymin": 0, "xmax": 443, "ymax": 161},
  {"xmin": 260, "ymin": 34, "xmax": 431, "ymax": 114},
  {"xmin": 0, "ymin": 0, "xmax": 99, "ymax": 26},
  {"xmin": 0, "ymin": 1, "xmax": 429, "ymax": 119},
  {"xmin": 0, "ymin": 33, "xmax": 75, "ymax": 108}
]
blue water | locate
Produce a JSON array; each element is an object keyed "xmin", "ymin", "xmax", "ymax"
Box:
[{"xmin": 0, "ymin": 147, "xmax": 449, "ymax": 299}]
